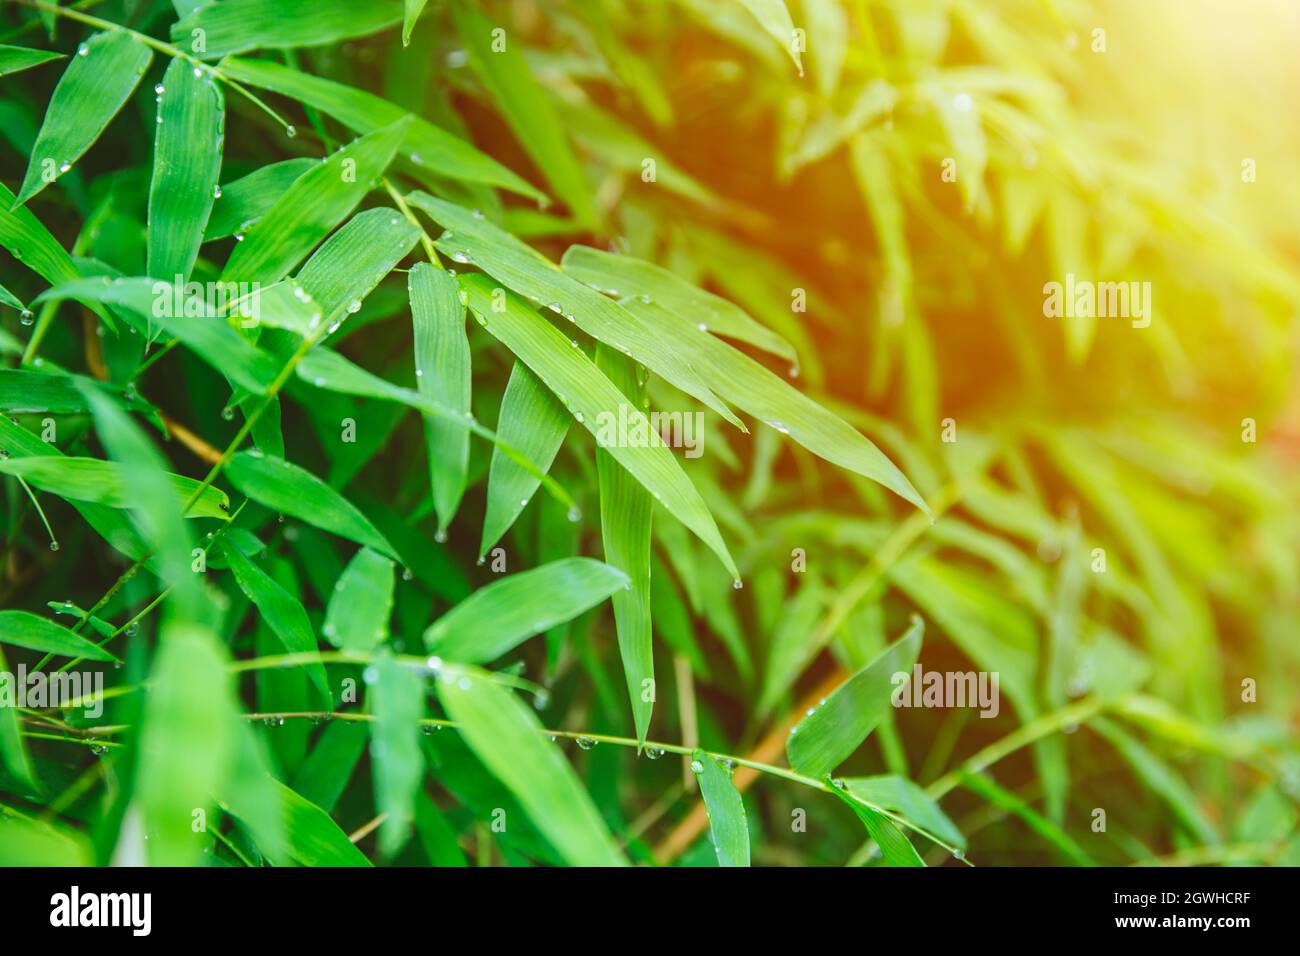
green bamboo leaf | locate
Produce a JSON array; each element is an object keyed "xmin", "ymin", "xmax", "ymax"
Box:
[
  {"xmin": 80, "ymin": 383, "xmax": 203, "ymax": 613},
  {"xmin": 291, "ymin": 720, "xmax": 368, "ymax": 812},
  {"xmin": 407, "ymin": 192, "xmax": 742, "ymax": 429},
  {"xmin": 173, "ymin": 0, "xmax": 404, "ymax": 59},
  {"xmin": 137, "ymin": 622, "xmax": 236, "ymax": 866},
  {"xmin": 204, "ymin": 158, "xmax": 316, "ymax": 242},
  {"xmin": 217, "ymin": 57, "xmax": 544, "ymax": 200},
  {"xmin": 402, "ymin": 0, "xmax": 431, "ymax": 46},
  {"xmin": 225, "ymin": 451, "xmax": 397, "ymax": 559},
  {"xmin": 0, "ymin": 456, "xmax": 230, "ymax": 520},
  {"xmin": 737, "ymin": 0, "xmax": 802, "ymax": 73},
  {"xmin": 294, "ymin": 347, "xmax": 574, "ymax": 513},
  {"xmin": 0, "ymin": 815, "xmax": 91, "ymax": 865},
  {"xmin": 457, "ymin": 274, "xmax": 739, "ymax": 580},
  {"xmin": 595, "ymin": 345, "xmax": 654, "ymax": 746},
  {"xmin": 16, "ymin": 31, "xmax": 152, "ymax": 206},
  {"xmin": 227, "ymin": 777, "xmax": 372, "ymax": 866},
  {"xmin": 787, "ymin": 616, "xmax": 923, "ymax": 778},
  {"xmin": 0, "ymin": 645, "xmax": 35, "ymax": 791},
  {"xmin": 616, "ymin": 292, "xmax": 930, "ymax": 514},
  {"xmin": 0, "ymin": 45, "xmax": 63, "ymax": 78},
  {"xmin": 221, "ymin": 117, "xmax": 411, "ymax": 285},
  {"xmin": 0, "ymin": 283, "xmax": 25, "ymax": 312},
  {"xmin": 0, "ymin": 179, "xmax": 81, "ymax": 289},
  {"xmin": 0, "ymin": 610, "xmax": 118, "ymax": 662},
  {"xmin": 481, "ymin": 359, "xmax": 570, "ymax": 555},
  {"xmin": 221, "ymin": 542, "xmax": 331, "ymax": 706},
  {"xmin": 425, "ymin": 558, "xmax": 628, "ymax": 664},
  {"xmin": 368, "ymin": 651, "xmax": 424, "ymax": 856},
  {"xmin": 958, "ymin": 770, "xmax": 1094, "ymax": 865},
  {"xmin": 298, "ymin": 206, "xmax": 421, "ymax": 320},
  {"xmin": 692, "ymin": 750, "xmax": 750, "ymax": 866},
  {"xmin": 410, "ymin": 263, "xmax": 470, "ymax": 537},
  {"xmin": 843, "ymin": 775, "xmax": 965, "ymax": 850},
  {"xmin": 564, "ymin": 246, "xmax": 796, "ymax": 364},
  {"xmin": 323, "ymin": 547, "xmax": 395, "ymax": 651},
  {"xmin": 449, "ymin": 3, "xmax": 595, "ymax": 227},
  {"xmin": 147, "ymin": 57, "xmax": 225, "ymax": 282},
  {"xmin": 830, "ymin": 785, "xmax": 926, "ymax": 867},
  {"xmin": 0, "ymin": 368, "xmax": 150, "ymax": 415},
  {"xmin": 33, "ymin": 276, "xmax": 282, "ymax": 393},
  {"xmin": 436, "ymin": 665, "xmax": 625, "ymax": 866}
]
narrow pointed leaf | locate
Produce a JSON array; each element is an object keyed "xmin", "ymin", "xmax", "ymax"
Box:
[
  {"xmin": 204, "ymin": 158, "xmax": 315, "ymax": 241},
  {"xmin": 0, "ymin": 45, "xmax": 63, "ymax": 78},
  {"xmin": 16, "ymin": 31, "xmax": 152, "ymax": 206},
  {"xmin": 436, "ymin": 666, "xmax": 625, "ymax": 866},
  {"xmin": 0, "ymin": 456, "xmax": 230, "ymax": 520},
  {"xmin": 0, "ymin": 610, "xmax": 119, "ymax": 662},
  {"xmin": 173, "ymin": 0, "xmax": 404, "ymax": 59},
  {"xmin": 217, "ymin": 57, "xmax": 544, "ymax": 200},
  {"xmin": 425, "ymin": 558, "xmax": 628, "ymax": 664},
  {"xmin": 843, "ymin": 775, "xmax": 965, "ymax": 850},
  {"xmin": 147, "ymin": 57, "xmax": 224, "ymax": 282},
  {"xmin": 458, "ymin": 274, "xmax": 738, "ymax": 579},
  {"xmin": 221, "ymin": 117, "xmax": 410, "ymax": 285},
  {"xmin": 787, "ymin": 616, "xmax": 923, "ymax": 778},
  {"xmin": 693, "ymin": 750, "xmax": 750, "ymax": 866},
  {"xmin": 595, "ymin": 345, "xmax": 654, "ymax": 746},
  {"xmin": 225, "ymin": 451, "xmax": 397, "ymax": 559},
  {"xmin": 323, "ymin": 547, "xmax": 395, "ymax": 651},
  {"xmin": 403, "ymin": 0, "xmax": 431, "ymax": 45},
  {"xmin": 481, "ymin": 359, "xmax": 570, "ymax": 555},
  {"xmin": 738, "ymin": 0, "xmax": 803, "ymax": 72},
  {"xmin": 410, "ymin": 263, "xmax": 470, "ymax": 536},
  {"xmin": 368, "ymin": 652, "xmax": 424, "ymax": 856},
  {"xmin": 829, "ymin": 785, "xmax": 926, "ymax": 867}
]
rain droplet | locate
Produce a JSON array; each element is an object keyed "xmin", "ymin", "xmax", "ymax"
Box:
[
  {"xmin": 212, "ymin": 184, "xmax": 222, "ymax": 199},
  {"xmin": 566, "ymin": 506, "xmax": 581, "ymax": 522},
  {"xmin": 285, "ymin": 124, "xmax": 297, "ymax": 138},
  {"xmin": 154, "ymin": 83, "xmax": 165, "ymax": 95},
  {"xmin": 575, "ymin": 737, "xmax": 597, "ymax": 751},
  {"xmin": 690, "ymin": 759, "xmax": 704, "ymax": 774},
  {"xmin": 732, "ymin": 579, "xmax": 744, "ymax": 590},
  {"xmin": 49, "ymin": 541, "xmax": 60, "ymax": 552},
  {"xmin": 19, "ymin": 310, "xmax": 34, "ymax": 326}
]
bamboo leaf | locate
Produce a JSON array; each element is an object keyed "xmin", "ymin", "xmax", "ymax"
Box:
[
  {"xmin": 227, "ymin": 777, "xmax": 372, "ymax": 866},
  {"xmin": 425, "ymin": 557, "xmax": 628, "ymax": 664},
  {"xmin": 368, "ymin": 652, "xmax": 424, "ymax": 856},
  {"xmin": 595, "ymin": 345, "xmax": 654, "ymax": 746},
  {"xmin": 16, "ymin": 31, "xmax": 152, "ymax": 206},
  {"xmin": 436, "ymin": 665, "xmax": 625, "ymax": 866},
  {"xmin": 204, "ymin": 158, "xmax": 316, "ymax": 242},
  {"xmin": 0, "ymin": 644, "xmax": 35, "ymax": 790},
  {"xmin": 409, "ymin": 262, "xmax": 470, "ymax": 537},
  {"xmin": 830, "ymin": 784, "xmax": 926, "ymax": 867},
  {"xmin": 449, "ymin": 3, "xmax": 595, "ymax": 227},
  {"xmin": 402, "ymin": 0, "xmax": 431, "ymax": 46},
  {"xmin": 0, "ymin": 610, "xmax": 119, "ymax": 662},
  {"xmin": 0, "ymin": 456, "xmax": 230, "ymax": 520},
  {"xmin": 147, "ymin": 57, "xmax": 225, "ymax": 282},
  {"xmin": 958, "ymin": 770, "xmax": 1094, "ymax": 865},
  {"xmin": 787, "ymin": 616, "xmax": 923, "ymax": 778},
  {"xmin": 457, "ymin": 273, "xmax": 739, "ymax": 580},
  {"xmin": 173, "ymin": 0, "xmax": 404, "ymax": 59},
  {"xmin": 221, "ymin": 542, "xmax": 331, "ymax": 706},
  {"xmin": 221, "ymin": 117, "xmax": 411, "ymax": 285},
  {"xmin": 0, "ymin": 179, "xmax": 81, "ymax": 289},
  {"xmin": 217, "ymin": 56, "xmax": 544, "ymax": 200},
  {"xmin": 843, "ymin": 775, "xmax": 965, "ymax": 850},
  {"xmin": 737, "ymin": 0, "xmax": 802, "ymax": 73},
  {"xmin": 225, "ymin": 451, "xmax": 397, "ymax": 559},
  {"xmin": 0, "ymin": 45, "xmax": 63, "ymax": 79},
  {"xmin": 407, "ymin": 192, "xmax": 742, "ymax": 429},
  {"xmin": 692, "ymin": 750, "xmax": 750, "ymax": 866},
  {"xmin": 323, "ymin": 547, "xmax": 395, "ymax": 651},
  {"xmin": 481, "ymin": 359, "xmax": 570, "ymax": 555}
]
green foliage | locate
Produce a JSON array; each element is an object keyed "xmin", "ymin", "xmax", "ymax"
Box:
[{"xmin": 0, "ymin": 0, "xmax": 1296, "ymax": 870}]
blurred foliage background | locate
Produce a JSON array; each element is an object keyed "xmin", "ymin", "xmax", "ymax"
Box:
[{"xmin": 1, "ymin": 0, "xmax": 1298, "ymax": 867}]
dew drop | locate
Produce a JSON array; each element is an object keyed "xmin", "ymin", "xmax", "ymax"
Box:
[
  {"xmin": 566, "ymin": 506, "xmax": 581, "ymax": 522},
  {"xmin": 285, "ymin": 124, "xmax": 297, "ymax": 138},
  {"xmin": 49, "ymin": 541, "xmax": 60, "ymax": 552},
  {"xmin": 212, "ymin": 184, "xmax": 222, "ymax": 199},
  {"xmin": 19, "ymin": 310, "xmax": 34, "ymax": 326},
  {"xmin": 690, "ymin": 759, "xmax": 704, "ymax": 774},
  {"xmin": 732, "ymin": 579, "xmax": 744, "ymax": 590},
  {"xmin": 154, "ymin": 83, "xmax": 165, "ymax": 95}
]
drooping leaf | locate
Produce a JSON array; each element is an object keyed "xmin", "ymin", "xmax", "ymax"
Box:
[
  {"xmin": 409, "ymin": 262, "xmax": 470, "ymax": 537},
  {"xmin": 425, "ymin": 558, "xmax": 628, "ymax": 664},
  {"xmin": 436, "ymin": 665, "xmax": 625, "ymax": 866},
  {"xmin": 595, "ymin": 345, "xmax": 654, "ymax": 747},
  {"xmin": 457, "ymin": 274, "xmax": 739, "ymax": 580},
  {"xmin": 481, "ymin": 360, "xmax": 570, "ymax": 555},
  {"xmin": 692, "ymin": 750, "xmax": 750, "ymax": 866},
  {"xmin": 221, "ymin": 542, "xmax": 331, "ymax": 706},
  {"xmin": 843, "ymin": 775, "xmax": 965, "ymax": 850},
  {"xmin": 225, "ymin": 451, "xmax": 396, "ymax": 559},
  {"xmin": 368, "ymin": 651, "xmax": 424, "ymax": 856},
  {"xmin": 402, "ymin": 0, "xmax": 431, "ymax": 46},
  {"xmin": 958, "ymin": 770, "xmax": 1094, "ymax": 865},
  {"xmin": 16, "ymin": 31, "xmax": 152, "ymax": 206},
  {"xmin": 0, "ymin": 45, "xmax": 63, "ymax": 78},
  {"xmin": 147, "ymin": 57, "xmax": 225, "ymax": 282},
  {"xmin": 227, "ymin": 777, "xmax": 372, "ymax": 866},
  {"xmin": 830, "ymin": 784, "xmax": 927, "ymax": 867}
]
